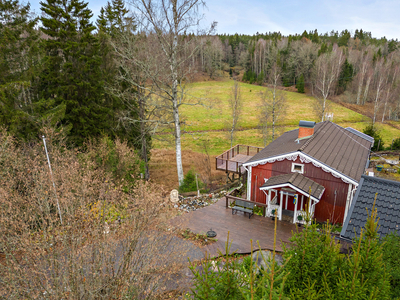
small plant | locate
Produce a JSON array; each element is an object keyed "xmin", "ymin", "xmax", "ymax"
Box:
[
  {"xmin": 297, "ymin": 215, "xmax": 303, "ymax": 221},
  {"xmin": 179, "ymin": 168, "xmax": 204, "ymax": 193},
  {"xmin": 253, "ymin": 205, "xmax": 263, "ymax": 216}
]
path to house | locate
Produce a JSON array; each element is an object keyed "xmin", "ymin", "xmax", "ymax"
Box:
[{"xmin": 170, "ymin": 198, "xmax": 300, "ymax": 257}]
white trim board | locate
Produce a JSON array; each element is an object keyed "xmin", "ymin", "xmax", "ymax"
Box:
[
  {"xmin": 243, "ymin": 151, "xmax": 359, "ymax": 186},
  {"xmin": 260, "ymin": 183, "xmax": 323, "ymax": 203}
]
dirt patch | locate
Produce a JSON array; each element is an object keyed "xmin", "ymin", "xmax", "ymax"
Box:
[{"xmin": 149, "ymin": 149, "xmax": 226, "ymax": 191}]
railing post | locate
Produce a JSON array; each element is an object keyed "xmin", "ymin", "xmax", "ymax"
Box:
[
  {"xmin": 226, "ymin": 195, "xmax": 228, "ymax": 208},
  {"xmin": 226, "ymin": 159, "xmax": 228, "ymax": 172},
  {"xmin": 237, "ymin": 144, "xmax": 240, "ymax": 154},
  {"xmin": 215, "ymin": 158, "xmax": 218, "ymax": 170},
  {"xmin": 247, "ymin": 146, "xmax": 249, "ymax": 156}
]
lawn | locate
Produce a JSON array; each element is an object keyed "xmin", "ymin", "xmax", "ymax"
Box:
[{"xmin": 154, "ymin": 79, "xmax": 400, "ymax": 155}]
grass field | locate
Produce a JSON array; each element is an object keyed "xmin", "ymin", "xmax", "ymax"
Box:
[{"xmin": 154, "ymin": 79, "xmax": 400, "ymax": 155}]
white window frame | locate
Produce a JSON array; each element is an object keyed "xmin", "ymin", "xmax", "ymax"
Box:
[{"xmin": 291, "ymin": 163, "xmax": 304, "ymax": 174}]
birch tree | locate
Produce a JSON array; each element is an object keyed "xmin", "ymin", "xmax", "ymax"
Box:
[
  {"xmin": 372, "ymin": 58, "xmax": 386, "ymax": 125},
  {"xmin": 228, "ymin": 80, "xmax": 242, "ymax": 148},
  {"xmin": 259, "ymin": 62, "xmax": 286, "ymax": 146},
  {"xmin": 381, "ymin": 56, "xmax": 398, "ymax": 122},
  {"xmin": 127, "ymin": 0, "xmax": 215, "ymax": 185},
  {"xmin": 312, "ymin": 45, "xmax": 345, "ymax": 121}
]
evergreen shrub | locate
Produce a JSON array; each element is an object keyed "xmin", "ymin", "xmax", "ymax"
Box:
[{"xmin": 179, "ymin": 168, "xmax": 204, "ymax": 193}]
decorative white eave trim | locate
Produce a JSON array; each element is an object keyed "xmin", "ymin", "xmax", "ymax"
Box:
[
  {"xmin": 260, "ymin": 183, "xmax": 323, "ymax": 202},
  {"xmin": 243, "ymin": 151, "xmax": 359, "ymax": 186}
]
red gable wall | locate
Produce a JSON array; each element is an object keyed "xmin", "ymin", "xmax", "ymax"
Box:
[{"xmin": 250, "ymin": 157, "xmax": 350, "ymax": 224}]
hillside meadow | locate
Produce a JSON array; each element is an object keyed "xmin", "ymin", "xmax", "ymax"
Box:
[{"xmin": 153, "ymin": 79, "xmax": 400, "ymax": 155}]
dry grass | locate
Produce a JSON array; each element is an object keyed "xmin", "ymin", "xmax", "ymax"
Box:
[{"xmin": 149, "ymin": 148, "xmax": 226, "ymax": 191}]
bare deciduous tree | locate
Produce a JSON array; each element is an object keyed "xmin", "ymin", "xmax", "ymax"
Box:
[
  {"xmin": 228, "ymin": 80, "xmax": 242, "ymax": 148},
  {"xmin": 259, "ymin": 62, "xmax": 286, "ymax": 146},
  {"xmin": 126, "ymin": 0, "xmax": 215, "ymax": 186},
  {"xmin": 372, "ymin": 58, "xmax": 386, "ymax": 125},
  {"xmin": 381, "ymin": 56, "xmax": 398, "ymax": 122},
  {"xmin": 312, "ymin": 45, "xmax": 345, "ymax": 121},
  {"xmin": 109, "ymin": 28, "xmax": 168, "ymax": 181}
]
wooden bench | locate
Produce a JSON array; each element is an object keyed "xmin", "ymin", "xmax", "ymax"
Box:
[{"xmin": 232, "ymin": 199, "xmax": 255, "ymax": 219}]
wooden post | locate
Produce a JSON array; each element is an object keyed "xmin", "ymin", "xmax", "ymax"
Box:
[
  {"xmin": 226, "ymin": 159, "xmax": 228, "ymax": 172},
  {"xmin": 377, "ymin": 139, "xmax": 381, "ymax": 151},
  {"xmin": 237, "ymin": 144, "xmax": 240, "ymax": 154},
  {"xmin": 226, "ymin": 195, "xmax": 228, "ymax": 208},
  {"xmin": 247, "ymin": 146, "xmax": 249, "ymax": 156}
]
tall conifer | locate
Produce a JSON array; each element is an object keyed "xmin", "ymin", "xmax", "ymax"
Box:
[{"xmin": 39, "ymin": 0, "xmax": 110, "ymax": 146}]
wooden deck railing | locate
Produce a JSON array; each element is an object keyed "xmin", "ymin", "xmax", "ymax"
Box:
[
  {"xmin": 216, "ymin": 144, "xmax": 263, "ymax": 174},
  {"xmin": 225, "ymin": 188, "xmax": 268, "ymax": 217}
]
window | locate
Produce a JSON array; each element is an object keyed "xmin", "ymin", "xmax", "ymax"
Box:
[{"xmin": 291, "ymin": 163, "xmax": 304, "ymax": 174}]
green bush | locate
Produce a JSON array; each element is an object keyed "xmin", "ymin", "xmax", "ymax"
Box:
[
  {"xmin": 179, "ymin": 168, "xmax": 204, "ymax": 193},
  {"xmin": 392, "ymin": 137, "xmax": 400, "ymax": 150},
  {"xmin": 363, "ymin": 124, "xmax": 384, "ymax": 151}
]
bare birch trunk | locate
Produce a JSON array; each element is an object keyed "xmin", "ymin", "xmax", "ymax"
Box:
[{"xmin": 363, "ymin": 74, "xmax": 372, "ymax": 105}]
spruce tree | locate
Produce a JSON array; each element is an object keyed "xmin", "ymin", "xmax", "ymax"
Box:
[
  {"xmin": 337, "ymin": 58, "xmax": 354, "ymax": 93},
  {"xmin": 296, "ymin": 74, "xmax": 305, "ymax": 93},
  {"xmin": 39, "ymin": 0, "xmax": 111, "ymax": 146},
  {"xmin": 0, "ymin": 0, "xmax": 40, "ymax": 140}
]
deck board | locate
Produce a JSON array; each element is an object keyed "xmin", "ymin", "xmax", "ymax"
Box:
[{"xmin": 170, "ymin": 198, "xmax": 300, "ymax": 258}]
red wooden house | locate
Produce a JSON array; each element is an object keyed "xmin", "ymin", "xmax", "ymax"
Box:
[{"xmin": 236, "ymin": 121, "xmax": 373, "ymax": 224}]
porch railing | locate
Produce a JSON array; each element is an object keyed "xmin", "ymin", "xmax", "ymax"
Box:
[
  {"xmin": 216, "ymin": 144, "xmax": 263, "ymax": 174},
  {"xmin": 225, "ymin": 188, "xmax": 268, "ymax": 217}
]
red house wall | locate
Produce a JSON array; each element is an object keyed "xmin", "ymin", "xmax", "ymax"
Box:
[{"xmin": 250, "ymin": 158, "xmax": 349, "ymax": 224}]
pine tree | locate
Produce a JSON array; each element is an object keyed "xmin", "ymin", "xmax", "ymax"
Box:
[{"xmin": 39, "ymin": 0, "xmax": 111, "ymax": 146}]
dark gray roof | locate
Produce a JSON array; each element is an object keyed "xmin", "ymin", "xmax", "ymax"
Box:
[
  {"xmin": 245, "ymin": 121, "xmax": 373, "ymax": 181},
  {"xmin": 341, "ymin": 175, "xmax": 400, "ymax": 241},
  {"xmin": 260, "ymin": 172, "xmax": 325, "ymax": 200},
  {"xmin": 345, "ymin": 127, "xmax": 375, "ymax": 144}
]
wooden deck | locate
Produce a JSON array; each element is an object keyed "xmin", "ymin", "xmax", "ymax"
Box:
[
  {"xmin": 170, "ymin": 198, "xmax": 300, "ymax": 258},
  {"xmin": 216, "ymin": 145, "xmax": 263, "ymax": 174}
]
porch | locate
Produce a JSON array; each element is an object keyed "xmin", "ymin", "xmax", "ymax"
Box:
[
  {"xmin": 216, "ymin": 145, "xmax": 263, "ymax": 174},
  {"xmin": 260, "ymin": 173, "xmax": 326, "ymax": 225}
]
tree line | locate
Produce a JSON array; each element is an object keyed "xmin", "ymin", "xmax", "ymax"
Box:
[{"xmin": 205, "ymin": 30, "xmax": 400, "ymax": 123}]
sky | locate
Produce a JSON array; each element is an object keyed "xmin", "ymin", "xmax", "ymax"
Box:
[{"xmin": 28, "ymin": 0, "xmax": 400, "ymax": 40}]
